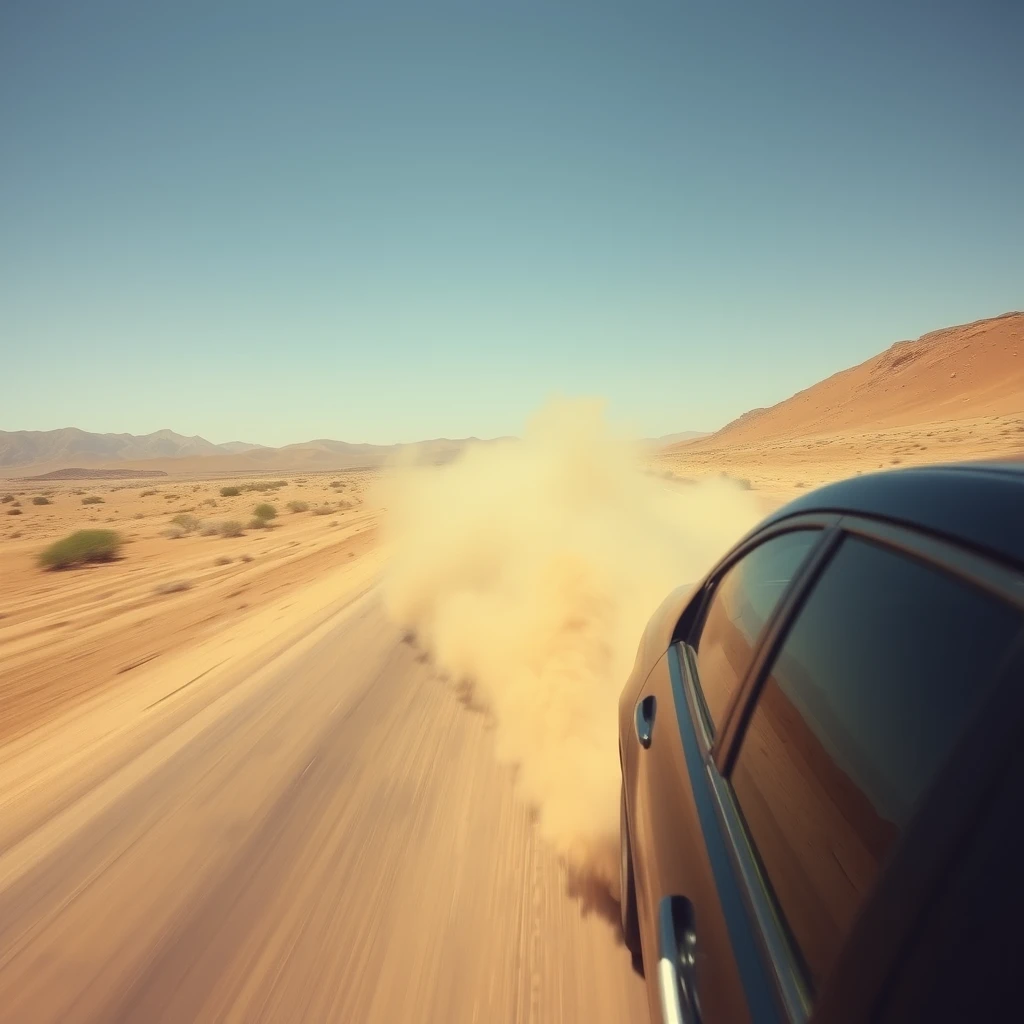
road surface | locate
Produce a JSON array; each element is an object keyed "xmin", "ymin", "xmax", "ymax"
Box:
[{"xmin": 0, "ymin": 589, "xmax": 646, "ymax": 1022}]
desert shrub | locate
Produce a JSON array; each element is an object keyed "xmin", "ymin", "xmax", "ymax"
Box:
[
  {"xmin": 140, "ymin": 489, "xmax": 158, "ymax": 497},
  {"xmin": 201, "ymin": 498, "xmax": 217, "ymax": 506},
  {"xmin": 252, "ymin": 503, "xmax": 277, "ymax": 522},
  {"xmin": 214, "ymin": 555, "xmax": 233, "ymax": 566},
  {"xmin": 164, "ymin": 493, "xmax": 180, "ymax": 500},
  {"xmin": 220, "ymin": 486, "xmax": 241, "ymax": 497},
  {"xmin": 329, "ymin": 519, "xmax": 339, "ymax": 526},
  {"xmin": 247, "ymin": 517, "xmax": 265, "ymax": 529},
  {"xmin": 162, "ymin": 527, "xmax": 186, "ymax": 539},
  {"xmin": 39, "ymin": 529, "xmax": 122, "ymax": 569},
  {"xmin": 170, "ymin": 513, "xmax": 200, "ymax": 532},
  {"xmin": 73, "ymin": 488, "xmax": 86, "ymax": 495},
  {"xmin": 199, "ymin": 522, "xmax": 220, "ymax": 536},
  {"xmin": 330, "ymin": 480, "xmax": 342, "ymax": 488},
  {"xmin": 1, "ymin": 494, "xmax": 14, "ymax": 503},
  {"xmin": 244, "ymin": 482, "xmax": 271, "ymax": 493},
  {"xmin": 7, "ymin": 508, "xmax": 22, "ymax": 516},
  {"xmin": 312, "ymin": 504, "xmax": 332, "ymax": 516},
  {"xmin": 220, "ymin": 520, "xmax": 244, "ymax": 538},
  {"xmin": 240, "ymin": 553, "xmax": 254, "ymax": 562},
  {"xmin": 154, "ymin": 579, "xmax": 193, "ymax": 594},
  {"xmin": 295, "ymin": 478, "xmax": 307, "ymax": 484},
  {"xmin": 287, "ymin": 500, "xmax": 309, "ymax": 513},
  {"xmin": 133, "ymin": 512, "xmax": 145, "ymax": 520},
  {"xmin": 82, "ymin": 495, "xmax": 104, "ymax": 505},
  {"xmin": 32, "ymin": 496, "xmax": 51, "ymax": 505},
  {"xmin": 192, "ymin": 484, "xmax": 202, "ymax": 492},
  {"xmin": 271, "ymin": 479, "xmax": 288, "ymax": 488},
  {"xmin": 10, "ymin": 530, "xmax": 22, "ymax": 538}
]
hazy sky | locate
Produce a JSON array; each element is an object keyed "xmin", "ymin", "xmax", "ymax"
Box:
[{"xmin": 3, "ymin": 1, "xmax": 1022, "ymax": 446}]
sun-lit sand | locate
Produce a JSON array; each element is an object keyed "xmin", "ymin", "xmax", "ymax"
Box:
[
  {"xmin": 0, "ymin": 471, "xmax": 379, "ymax": 745},
  {"xmin": 654, "ymin": 312, "xmax": 1023, "ymax": 502},
  {"xmin": 2, "ymin": 312, "xmax": 1020, "ymax": 754}
]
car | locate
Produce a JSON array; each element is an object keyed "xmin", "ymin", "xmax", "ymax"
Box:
[{"xmin": 618, "ymin": 461, "xmax": 1024, "ymax": 1024}]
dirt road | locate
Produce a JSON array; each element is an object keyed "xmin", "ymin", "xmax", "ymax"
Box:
[{"xmin": 0, "ymin": 587, "xmax": 646, "ymax": 1022}]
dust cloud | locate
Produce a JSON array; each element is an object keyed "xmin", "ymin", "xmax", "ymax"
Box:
[{"xmin": 378, "ymin": 399, "xmax": 762, "ymax": 899}]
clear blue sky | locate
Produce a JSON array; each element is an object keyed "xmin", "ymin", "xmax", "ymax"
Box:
[{"xmin": 2, "ymin": 1, "xmax": 1021, "ymax": 446}]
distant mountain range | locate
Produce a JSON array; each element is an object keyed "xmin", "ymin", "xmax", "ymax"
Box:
[
  {"xmin": 0, "ymin": 427, "xmax": 510, "ymax": 475},
  {"xmin": 0, "ymin": 425, "xmax": 709, "ymax": 475},
  {"xmin": 0, "ymin": 428, "xmax": 268, "ymax": 467}
]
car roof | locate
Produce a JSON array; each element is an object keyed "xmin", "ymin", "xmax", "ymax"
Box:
[{"xmin": 761, "ymin": 460, "xmax": 1024, "ymax": 572}]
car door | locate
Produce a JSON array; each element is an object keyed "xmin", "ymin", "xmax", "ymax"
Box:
[{"xmin": 629, "ymin": 526, "xmax": 826, "ymax": 1023}]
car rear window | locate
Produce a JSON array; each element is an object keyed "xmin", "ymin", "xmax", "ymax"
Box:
[
  {"xmin": 731, "ymin": 535, "xmax": 1021, "ymax": 991},
  {"xmin": 692, "ymin": 530, "xmax": 819, "ymax": 734}
]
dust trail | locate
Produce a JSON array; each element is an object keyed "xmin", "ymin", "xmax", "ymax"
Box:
[{"xmin": 377, "ymin": 399, "xmax": 762, "ymax": 898}]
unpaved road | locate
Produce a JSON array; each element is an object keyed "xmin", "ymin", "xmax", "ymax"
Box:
[{"xmin": 0, "ymin": 589, "xmax": 646, "ymax": 1022}]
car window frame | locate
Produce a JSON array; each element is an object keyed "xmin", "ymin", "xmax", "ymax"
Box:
[
  {"xmin": 676, "ymin": 514, "xmax": 839, "ymax": 753},
  {"xmin": 706, "ymin": 514, "xmax": 1024, "ymax": 1022},
  {"xmin": 671, "ymin": 515, "xmax": 841, "ymax": 1021}
]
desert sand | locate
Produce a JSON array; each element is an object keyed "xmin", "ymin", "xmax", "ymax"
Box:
[
  {"xmin": 0, "ymin": 471, "xmax": 375, "ymax": 744},
  {"xmin": 0, "ymin": 312, "xmax": 1020, "ymax": 1021},
  {"xmin": 656, "ymin": 311, "xmax": 1023, "ymax": 501}
]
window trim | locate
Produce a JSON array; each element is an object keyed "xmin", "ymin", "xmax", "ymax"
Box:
[
  {"xmin": 676, "ymin": 514, "xmax": 839, "ymax": 754},
  {"xmin": 836, "ymin": 513, "xmax": 1024, "ymax": 612}
]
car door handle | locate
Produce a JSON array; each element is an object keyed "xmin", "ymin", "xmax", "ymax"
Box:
[
  {"xmin": 635, "ymin": 695, "xmax": 656, "ymax": 748},
  {"xmin": 657, "ymin": 895, "xmax": 701, "ymax": 1024}
]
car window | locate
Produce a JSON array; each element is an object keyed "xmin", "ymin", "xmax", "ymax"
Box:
[
  {"xmin": 691, "ymin": 530, "xmax": 819, "ymax": 734},
  {"xmin": 731, "ymin": 535, "xmax": 1021, "ymax": 992}
]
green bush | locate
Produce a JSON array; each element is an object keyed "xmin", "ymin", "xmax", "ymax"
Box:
[
  {"xmin": 253, "ymin": 503, "xmax": 277, "ymax": 522},
  {"xmin": 39, "ymin": 530, "xmax": 123, "ymax": 569},
  {"xmin": 247, "ymin": 517, "xmax": 267, "ymax": 530},
  {"xmin": 82, "ymin": 495, "xmax": 104, "ymax": 505},
  {"xmin": 287, "ymin": 500, "xmax": 309, "ymax": 513},
  {"xmin": 32, "ymin": 496, "xmax": 52, "ymax": 505},
  {"xmin": 220, "ymin": 486, "xmax": 241, "ymax": 497},
  {"xmin": 170, "ymin": 513, "xmax": 200, "ymax": 532},
  {"xmin": 220, "ymin": 520, "xmax": 244, "ymax": 538}
]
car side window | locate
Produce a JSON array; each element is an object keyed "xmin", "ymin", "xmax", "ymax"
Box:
[
  {"xmin": 690, "ymin": 530, "xmax": 819, "ymax": 734},
  {"xmin": 731, "ymin": 535, "xmax": 1021, "ymax": 992}
]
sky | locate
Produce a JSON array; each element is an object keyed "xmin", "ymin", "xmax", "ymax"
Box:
[{"xmin": 2, "ymin": 1, "xmax": 1022, "ymax": 447}]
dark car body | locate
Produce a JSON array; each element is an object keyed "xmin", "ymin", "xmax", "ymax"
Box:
[{"xmin": 618, "ymin": 463, "xmax": 1024, "ymax": 1024}]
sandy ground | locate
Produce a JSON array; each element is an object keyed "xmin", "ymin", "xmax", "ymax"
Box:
[
  {"xmin": 1, "ymin": 311, "xmax": 1019, "ymax": 1021},
  {"xmin": 0, "ymin": 542, "xmax": 645, "ymax": 1022},
  {"xmin": 655, "ymin": 413, "xmax": 1024, "ymax": 503},
  {"xmin": 655, "ymin": 311, "xmax": 1024, "ymax": 500},
  {"xmin": 0, "ymin": 467, "xmax": 649, "ymax": 1022},
  {"xmin": 0, "ymin": 472, "xmax": 375, "ymax": 745}
]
